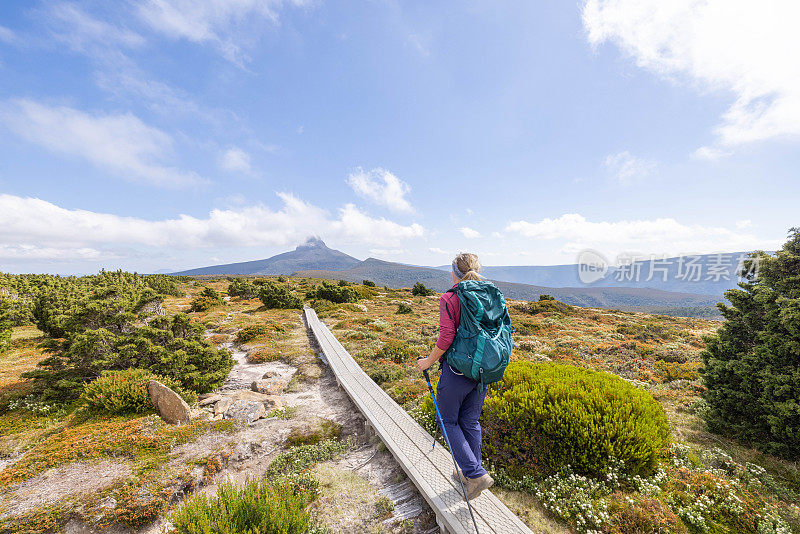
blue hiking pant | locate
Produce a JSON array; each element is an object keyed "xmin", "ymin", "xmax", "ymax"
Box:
[{"xmin": 436, "ymin": 361, "xmax": 488, "ymax": 479}]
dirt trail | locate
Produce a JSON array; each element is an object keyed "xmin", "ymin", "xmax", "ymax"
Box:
[{"xmin": 137, "ymin": 310, "xmax": 434, "ymax": 533}]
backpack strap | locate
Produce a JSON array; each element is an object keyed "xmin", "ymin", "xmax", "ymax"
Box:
[{"xmin": 443, "ymin": 286, "xmax": 458, "ymax": 321}]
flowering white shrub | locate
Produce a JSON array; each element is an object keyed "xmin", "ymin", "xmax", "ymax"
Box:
[{"xmin": 533, "ymin": 466, "xmax": 610, "ymax": 534}]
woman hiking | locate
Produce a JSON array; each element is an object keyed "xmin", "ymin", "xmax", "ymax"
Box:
[{"xmin": 416, "ymin": 252, "xmax": 514, "ymax": 499}]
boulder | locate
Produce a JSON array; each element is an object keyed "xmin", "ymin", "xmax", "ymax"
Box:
[
  {"xmin": 251, "ymin": 380, "xmax": 288, "ymax": 395},
  {"xmin": 214, "ymin": 397, "xmax": 235, "ymax": 415},
  {"xmin": 262, "ymin": 371, "xmax": 277, "ymax": 379},
  {"xmin": 199, "ymin": 394, "xmax": 222, "ymax": 407},
  {"xmin": 148, "ymin": 380, "xmax": 190, "ymax": 425},
  {"xmin": 198, "ymin": 392, "xmax": 218, "ymax": 401},
  {"xmin": 224, "ymin": 400, "xmax": 266, "ymax": 424}
]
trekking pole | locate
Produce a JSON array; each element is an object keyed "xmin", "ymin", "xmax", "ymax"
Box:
[{"xmin": 419, "ymin": 357, "xmax": 481, "ymax": 534}]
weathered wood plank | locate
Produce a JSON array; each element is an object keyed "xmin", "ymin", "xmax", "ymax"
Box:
[{"xmin": 304, "ymin": 308, "xmax": 533, "ymax": 534}]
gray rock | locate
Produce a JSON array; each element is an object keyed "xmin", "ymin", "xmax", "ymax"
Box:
[
  {"xmin": 251, "ymin": 380, "xmax": 288, "ymax": 395},
  {"xmin": 262, "ymin": 371, "xmax": 277, "ymax": 379},
  {"xmin": 148, "ymin": 380, "xmax": 190, "ymax": 425},
  {"xmin": 224, "ymin": 400, "xmax": 266, "ymax": 424},
  {"xmin": 230, "ymin": 442, "xmax": 254, "ymax": 461},
  {"xmin": 199, "ymin": 394, "xmax": 222, "ymax": 406}
]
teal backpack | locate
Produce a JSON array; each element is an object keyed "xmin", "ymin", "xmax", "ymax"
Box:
[{"xmin": 442, "ymin": 280, "xmax": 514, "ymax": 385}]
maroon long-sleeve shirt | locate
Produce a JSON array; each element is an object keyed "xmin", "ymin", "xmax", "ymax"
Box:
[{"xmin": 435, "ymin": 287, "xmax": 461, "ymax": 354}]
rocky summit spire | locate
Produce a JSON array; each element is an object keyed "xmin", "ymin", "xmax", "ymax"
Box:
[{"xmin": 297, "ymin": 236, "xmax": 327, "ymax": 249}]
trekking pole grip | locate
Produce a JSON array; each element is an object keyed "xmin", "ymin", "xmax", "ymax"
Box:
[{"xmin": 417, "ymin": 355, "xmax": 431, "ymax": 382}]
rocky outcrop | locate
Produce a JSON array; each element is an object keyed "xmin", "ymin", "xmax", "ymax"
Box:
[
  {"xmin": 223, "ymin": 400, "xmax": 266, "ymax": 423},
  {"xmin": 251, "ymin": 379, "xmax": 288, "ymax": 395},
  {"xmin": 148, "ymin": 380, "xmax": 191, "ymax": 424}
]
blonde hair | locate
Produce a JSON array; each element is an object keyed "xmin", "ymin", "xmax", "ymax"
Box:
[{"xmin": 453, "ymin": 252, "xmax": 482, "ymax": 281}]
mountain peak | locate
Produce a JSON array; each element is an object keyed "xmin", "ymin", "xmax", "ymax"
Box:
[{"xmin": 296, "ymin": 236, "xmax": 327, "ymax": 250}]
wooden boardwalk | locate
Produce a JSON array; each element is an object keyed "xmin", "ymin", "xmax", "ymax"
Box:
[{"xmin": 304, "ymin": 308, "xmax": 534, "ymax": 534}]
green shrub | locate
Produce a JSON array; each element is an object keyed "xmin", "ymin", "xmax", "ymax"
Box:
[
  {"xmin": 516, "ymin": 299, "xmax": 573, "ymax": 315},
  {"xmin": 24, "ymin": 312, "xmax": 233, "ymax": 402},
  {"xmin": 702, "ymin": 228, "xmax": 800, "ymax": 459},
  {"xmin": 267, "ymin": 439, "xmax": 351, "ymax": 478},
  {"xmin": 235, "ymin": 324, "xmax": 271, "ymax": 344},
  {"xmin": 190, "ymin": 287, "xmax": 224, "ymax": 312},
  {"xmin": 362, "ymin": 279, "xmax": 376, "ymax": 287},
  {"xmin": 144, "ymin": 275, "xmax": 182, "ymax": 297},
  {"xmin": 170, "ymin": 476, "xmax": 315, "ymax": 534},
  {"xmin": 337, "ymin": 279, "xmax": 350, "ymax": 286},
  {"xmin": 396, "ymin": 302, "xmax": 413, "ymax": 314},
  {"xmin": 305, "ymin": 282, "xmax": 358, "ymax": 304},
  {"xmin": 258, "ymin": 282, "xmax": 303, "ymax": 309},
  {"xmin": 538, "ymin": 294, "xmax": 555, "ymax": 301},
  {"xmin": 377, "ymin": 339, "xmax": 416, "ymax": 364},
  {"xmin": 0, "ymin": 297, "xmax": 11, "ymax": 354},
  {"xmin": 411, "ymin": 282, "xmax": 434, "ymax": 297},
  {"xmin": 482, "ymin": 362, "xmax": 670, "ymax": 479},
  {"xmin": 80, "ymin": 368, "xmax": 195, "ymax": 415},
  {"xmin": 227, "ymin": 278, "xmax": 258, "ymax": 299}
]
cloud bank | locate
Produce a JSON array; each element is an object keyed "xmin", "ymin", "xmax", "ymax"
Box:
[
  {"xmin": 583, "ymin": 0, "xmax": 800, "ymax": 156},
  {"xmin": 0, "ymin": 193, "xmax": 424, "ymax": 261}
]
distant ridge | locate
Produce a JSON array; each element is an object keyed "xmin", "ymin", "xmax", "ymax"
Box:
[
  {"xmin": 439, "ymin": 252, "xmax": 754, "ymax": 296},
  {"xmin": 294, "ymin": 258, "xmax": 722, "ymax": 313},
  {"xmin": 171, "ymin": 237, "xmax": 360, "ymax": 276}
]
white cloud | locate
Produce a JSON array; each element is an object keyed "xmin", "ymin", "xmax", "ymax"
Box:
[
  {"xmin": 603, "ymin": 151, "xmax": 656, "ymax": 185},
  {"xmin": 0, "ymin": 25, "xmax": 17, "ymax": 44},
  {"xmin": 583, "ymin": 0, "xmax": 800, "ymax": 155},
  {"xmin": 0, "ymin": 98, "xmax": 201, "ymax": 187},
  {"xmin": 46, "ymin": 3, "xmax": 144, "ymax": 53},
  {"xmin": 459, "ymin": 227, "xmax": 481, "ymax": 239},
  {"xmin": 736, "ymin": 219, "xmax": 753, "ymax": 229},
  {"xmin": 0, "ymin": 193, "xmax": 425, "ymax": 260},
  {"xmin": 429, "ymin": 247, "xmax": 448, "ymax": 254},
  {"xmin": 369, "ymin": 248, "xmax": 406, "ymax": 255},
  {"xmin": 0, "ymin": 244, "xmax": 109, "ymax": 262},
  {"xmin": 692, "ymin": 146, "xmax": 732, "ymax": 161},
  {"xmin": 505, "ymin": 213, "xmax": 779, "ymax": 257},
  {"xmin": 346, "ymin": 167, "xmax": 414, "ymax": 213},
  {"xmin": 137, "ymin": 0, "xmax": 310, "ymax": 64},
  {"xmin": 219, "ymin": 147, "xmax": 252, "ymax": 174}
]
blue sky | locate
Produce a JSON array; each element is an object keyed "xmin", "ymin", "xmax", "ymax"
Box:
[{"xmin": 0, "ymin": 0, "xmax": 797, "ymax": 274}]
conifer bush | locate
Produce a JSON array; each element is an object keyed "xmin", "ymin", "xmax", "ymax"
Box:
[
  {"xmin": 411, "ymin": 282, "xmax": 434, "ymax": 297},
  {"xmin": 305, "ymin": 281, "xmax": 358, "ymax": 304},
  {"xmin": 227, "ymin": 278, "xmax": 258, "ymax": 299},
  {"xmin": 80, "ymin": 368, "xmax": 194, "ymax": 415},
  {"xmin": 701, "ymin": 228, "xmax": 800, "ymax": 459},
  {"xmin": 481, "ymin": 362, "xmax": 670, "ymax": 479},
  {"xmin": 189, "ymin": 287, "xmax": 225, "ymax": 312},
  {"xmin": 0, "ymin": 297, "xmax": 11, "ymax": 354},
  {"xmin": 259, "ymin": 282, "xmax": 303, "ymax": 309}
]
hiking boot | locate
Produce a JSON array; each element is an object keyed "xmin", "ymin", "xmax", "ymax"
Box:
[
  {"xmin": 453, "ymin": 467, "xmax": 467, "ymax": 484},
  {"xmin": 464, "ymin": 473, "xmax": 494, "ymax": 499}
]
